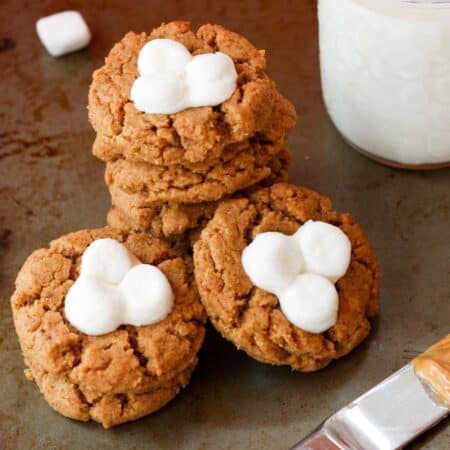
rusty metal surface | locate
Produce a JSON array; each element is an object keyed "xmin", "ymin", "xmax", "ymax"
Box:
[{"xmin": 0, "ymin": 1, "xmax": 448, "ymax": 449}]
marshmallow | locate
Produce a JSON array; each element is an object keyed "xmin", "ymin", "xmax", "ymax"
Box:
[
  {"xmin": 64, "ymin": 239, "xmax": 174, "ymax": 335},
  {"xmin": 80, "ymin": 238, "xmax": 138, "ymax": 285},
  {"xmin": 293, "ymin": 220, "xmax": 351, "ymax": 283},
  {"xmin": 138, "ymin": 39, "xmax": 192, "ymax": 76},
  {"xmin": 36, "ymin": 11, "xmax": 91, "ymax": 57},
  {"xmin": 279, "ymin": 274, "xmax": 339, "ymax": 334},
  {"xmin": 120, "ymin": 264, "xmax": 174, "ymax": 326},
  {"xmin": 185, "ymin": 52, "xmax": 238, "ymax": 107},
  {"xmin": 242, "ymin": 232, "xmax": 303, "ymax": 295},
  {"xmin": 130, "ymin": 74, "xmax": 186, "ymax": 115},
  {"xmin": 131, "ymin": 38, "xmax": 237, "ymax": 115},
  {"xmin": 241, "ymin": 221, "xmax": 351, "ymax": 334},
  {"xmin": 65, "ymin": 276, "xmax": 122, "ymax": 336}
]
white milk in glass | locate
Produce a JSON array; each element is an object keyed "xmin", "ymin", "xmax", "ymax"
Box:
[{"xmin": 318, "ymin": 0, "xmax": 450, "ymax": 168}]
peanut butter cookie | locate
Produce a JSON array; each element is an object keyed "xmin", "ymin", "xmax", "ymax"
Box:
[
  {"xmin": 105, "ymin": 148, "xmax": 291, "ymax": 238},
  {"xmin": 105, "ymin": 144, "xmax": 289, "ymax": 204},
  {"xmin": 88, "ymin": 21, "xmax": 296, "ymax": 166},
  {"xmin": 193, "ymin": 183, "xmax": 379, "ymax": 372},
  {"xmin": 107, "ymin": 201, "xmax": 218, "ymax": 241},
  {"xmin": 11, "ymin": 228, "xmax": 206, "ymax": 428}
]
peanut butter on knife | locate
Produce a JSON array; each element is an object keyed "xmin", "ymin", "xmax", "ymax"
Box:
[{"xmin": 413, "ymin": 334, "xmax": 450, "ymax": 409}]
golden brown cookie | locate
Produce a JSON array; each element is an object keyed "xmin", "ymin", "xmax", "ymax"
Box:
[
  {"xmin": 11, "ymin": 228, "xmax": 206, "ymax": 428},
  {"xmin": 255, "ymin": 146, "xmax": 291, "ymax": 187},
  {"xmin": 107, "ymin": 201, "xmax": 218, "ymax": 241},
  {"xmin": 105, "ymin": 144, "xmax": 289, "ymax": 204},
  {"xmin": 88, "ymin": 21, "xmax": 296, "ymax": 165},
  {"xmin": 105, "ymin": 147, "xmax": 291, "ymax": 236},
  {"xmin": 92, "ymin": 133, "xmax": 282, "ymax": 167},
  {"xmin": 193, "ymin": 183, "xmax": 379, "ymax": 372}
]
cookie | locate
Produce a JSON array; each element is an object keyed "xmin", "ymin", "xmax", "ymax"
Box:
[
  {"xmin": 193, "ymin": 183, "xmax": 379, "ymax": 372},
  {"xmin": 105, "ymin": 143, "xmax": 288, "ymax": 204},
  {"xmin": 255, "ymin": 146, "xmax": 291, "ymax": 187},
  {"xmin": 107, "ymin": 201, "xmax": 218, "ymax": 240},
  {"xmin": 106, "ymin": 146, "xmax": 291, "ymax": 230},
  {"xmin": 11, "ymin": 228, "xmax": 206, "ymax": 428},
  {"xmin": 106, "ymin": 148, "xmax": 291, "ymax": 239},
  {"xmin": 88, "ymin": 21, "xmax": 296, "ymax": 166}
]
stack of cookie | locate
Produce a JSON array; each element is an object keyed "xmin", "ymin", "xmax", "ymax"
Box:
[
  {"xmin": 10, "ymin": 20, "xmax": 381, "ymax": 430},
  {"xmin": 88, "ymin": 21, "xmax": 296, "ymax": 242}
]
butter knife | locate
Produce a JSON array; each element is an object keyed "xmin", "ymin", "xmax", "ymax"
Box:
[{"xmin": 291, "ymin": 356, "xmax": 449, "ymax": 449}]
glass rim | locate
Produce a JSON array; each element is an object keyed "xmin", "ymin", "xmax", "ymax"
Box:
[
  {"xmin": 353, "ymin": 0, "xmax": 450, "ymax": 15},
  {"xmin": 358, "ymin": 0, "xmax": 450, "ymax": 6},
  {"xmin": 390, "ymin": 0, "xmax": 450, "ymax": 6},
  {"xmin": 401, "ymin": 1, "xmax": 450, "ymax": 3}
]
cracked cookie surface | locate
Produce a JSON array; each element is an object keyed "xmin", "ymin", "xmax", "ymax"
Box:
[
  {"xmin": 193, "ymin": 183, "xmax": 379, "ymax": 372},
  {"xmin": 105, "ymin": 148, "xmax": 291, "ymax": 239},
  {"xmin": 11, "ymin": 228, "xmax": 206, "ymax": 428},
  {"xmin": 105, "ymin": 144, "xmax": 290, "ymax": 204},
  {"xmin": 88, "ymin": 21, "xmax": 296, "ymax": 166},
  {"xmin": 107, "ymin": 202, "xmax": 218, "ymax": 243}
]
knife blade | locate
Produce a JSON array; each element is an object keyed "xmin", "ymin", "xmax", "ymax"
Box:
[{"xmin": 290, "ymin": 363, "xmax": 449, "ymax": 450}]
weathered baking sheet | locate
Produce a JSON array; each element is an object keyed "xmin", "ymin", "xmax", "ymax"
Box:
[{"xmin": 1, "ymin": 1, "xmax": 448, "ymax": 448}]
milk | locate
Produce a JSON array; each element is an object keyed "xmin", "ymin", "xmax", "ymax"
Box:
[{"xmin": 318, "ymin": 0, "xmax": 450, "ymax": 167}]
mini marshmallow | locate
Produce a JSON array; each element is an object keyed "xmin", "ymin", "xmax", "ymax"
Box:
[
  {"xmin": 81, "ymin": 238, "xmax": 138, "ymax": 285},
  {"xmin": 242, "ymin": 232, "xmax": 303, "ymax": 295},
  {"xmin": 130, "ymin": 74, "xmax": 186, "ymax": 115},
  {"xmin": 293, "ymin": 220, "xmax": 351, "ymax": 283},
  {"xmin": 185, "ymin": 52, "xmax": 238, "ymax": 107},
  {"xmin": 36, "ymin": 11, "xmax": 91, "ymax": 57},
  {"xmin": 131, "ymin": 38, "xmax": 237, "ymax": 115},
  {"xmin": 65, "ymin": 276, "xmax": 123, "ymax": 336},
  {"xmin": 138, "ymin": 39, "xmax": 192, "ymax": 76},
  {"xmin": 241, "ymin": 221, "xmax": 351, "ymax": 334},
  {"xmin": 279, "ymin": 274, "xmax": 339, "ymax": 334},
  {"xmin": 65, "ymin": 239, "xmax": 174, "ymax": 336},
  {"xmin": 120, "ymin": 264, "xmax": 174, "ymax": 326}
]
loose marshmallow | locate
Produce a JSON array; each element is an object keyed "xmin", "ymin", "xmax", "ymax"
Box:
[
  {"xmin": 65, "ymin": 276, "xmax": 123, "ymax": 336},
  {"xmin": 36, "ymin": 11, "xmax": 91, "ymax": 57},
  {"xmin": 65, "ymin": 239, "xmax": 174, "ymax": 336},
  {"xmin": 120, "ymin": 264, "xmax": 174, "ymax": 326},
  {"xmin": 130, "ymin": 74, "xmax": 186, "ymax": 115},
  {"xmin": 241, "ymin": 221, "xmax": 351, "ymax": 334},
  {"xmin": 131, "ymin": 38, "xmax": 237, "ymax": 115},
  {"xmin": 242, "ymin": 232, "xmax": 303, "ymax": 295},
  {"xmin": 81, "ymin": 238, "xmax": 138, "ymax": 285},
  {"xmin": 279, "ymin": 274, "xmax": 339, "ymax": 334},
  {"xmin": 293, "ymin": 220, "xmax": 351, "ymax": 283},
  {"xmin": 185, "ymin": 52, "xmax": 238, "ymax": 107},
  {"xmin": 138, "ymin": 39, "xmax": 192, "ymax": 76}
]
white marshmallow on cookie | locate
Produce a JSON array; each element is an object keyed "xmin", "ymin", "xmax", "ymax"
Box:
[
  {"xmin": 65, "ymin": 275, "xmax": 123, "ymax": 336},
  {"xmin": 242, "ymin": 232, "xmax": 303, "ymax": 295},
  {"xmin": 279, "ymin": 273, "xmax": 339, "ymax": 334},
  {"xmin": 185, "ymin": 52, "xmax": 238, "ymax": 107},
  {"xmin": 80, "ymin": 238, "xmax": 139, "ymax": 285},
  {"xmin": 120, "ymin": 264, "xmax": 174, "ymax": 326},
  {"xmin": 131, "ymin": 74, "xmax": 187, "ymax": 115},
  {"xmin": 137, "ymin": 38, "xmax": 192, "ymax": 76},
  {"xmin": 65, "ymin": 239, "xmax": 174, "ymax": 336},
  {"xmin": 130, "ymin": 38, "xmax": 238, "ymax": 115},
  {"xmin": 36, "ymin": 11, "xmax": 91, "ymax": 57},
  {"xmin": 241, "ymin": 221, "xmax": 351, "ymax": 334},
  {"xmin": 293, "ymin": 220, "xmax": 351, "ymax": 283}
]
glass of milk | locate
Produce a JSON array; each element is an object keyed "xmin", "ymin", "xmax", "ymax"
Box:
[{"xmin": 318, "ymin": 0, "xmax": 450, "ymax": 169}]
